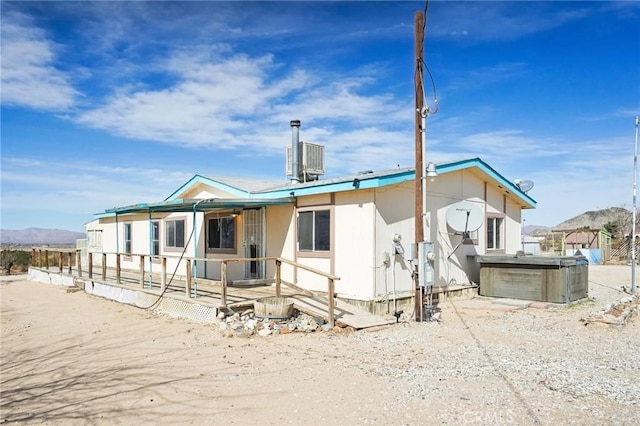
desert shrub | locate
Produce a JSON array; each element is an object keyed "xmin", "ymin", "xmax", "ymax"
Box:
[{"xmin": 0, "ymin": 250, "xmax": 31, "ymax": 275}]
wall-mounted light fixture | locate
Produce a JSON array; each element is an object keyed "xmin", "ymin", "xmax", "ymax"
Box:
[{"xmin": 426, "ymin": 162, "xmax": 438, "ymax": 182}]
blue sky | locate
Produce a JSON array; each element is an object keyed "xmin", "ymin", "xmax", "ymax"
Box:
[{"xmin": 1, "ymin": 1, "xmax": 639, "ymax": 233}]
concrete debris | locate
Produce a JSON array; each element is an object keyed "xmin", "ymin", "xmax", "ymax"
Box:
[
  {"xmin": 581, "ymin": 295, "xmax": 639, "ymax": 327},
  {"xmin": 217, "ymin": 308, "xmax": 345, "ymax": 337}
]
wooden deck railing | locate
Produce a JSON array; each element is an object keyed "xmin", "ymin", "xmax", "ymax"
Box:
[
  {"xmin": 32, "ymin": 247, "xmax": 82, "ymax": 276},
  {"xmin": 32, "ymin": 249, "xmax": 341, "ymax": 327}
]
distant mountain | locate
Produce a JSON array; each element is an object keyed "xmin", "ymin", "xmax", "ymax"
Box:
[
  {"xmin": 0, "ymin": 227, "xmax": 86, "ymax": 246},
  {"xmin": 554, "ymin": 207, "xmax": 632, "ymax": 234},
  {"xmin": 523, "ymin": 225, "xmax": 551, "ymax": 236}
]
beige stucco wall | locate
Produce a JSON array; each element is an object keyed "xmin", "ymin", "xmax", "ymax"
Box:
[{"xmin": 86, "ymin": 166, "xmax": 527, "ymax": 303}]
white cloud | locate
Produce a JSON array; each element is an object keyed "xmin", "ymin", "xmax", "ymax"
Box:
[
  {"xmin": 431, "ymin": 2, "xmax": 592, "ymax": 42},
  {"xmin": 0, "ymin": 14, "xmax": 79, "ymax": 111},
  {"xmin": 1, "ymin": 157, "xmax": 192, "ymax": 220}
]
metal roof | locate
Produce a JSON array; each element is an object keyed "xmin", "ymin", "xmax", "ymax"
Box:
[
  {"xmin": 95, "ymin": 157, "xmax": 536, "ymax": 219},
  {"xmin": 94, "ymin": 197, "xmax": 293, "ymax": 219}
]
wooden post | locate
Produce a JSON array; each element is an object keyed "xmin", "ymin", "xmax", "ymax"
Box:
[
  {"xmin": 45, "ymin": 250, "xmax": 49, "ymax": 269},
  {"xmin": 59, "ymin": 251, "xmax": 64, "ymax": 273},
  {"xmin": 161, "ymin": 257, "xmax": 167, "ymax": 291},
  {"xmin": 221, "ymin": 261, "xmax": 227, "ymax": 307},
  {"xmin": 101, "ymin": 253, "xmax": 107, "ymax": 280},
  {"xmin": 88, "ymin": 252, "xmax": 93, "ymax": 279},
  {"xmin": 67, "ymin": 252, "xmax": 72, "ymax": 274},
  {"xmin": 139, "ymin": 255, "xmax": 145, "ymax": 288},
  {"xmin": 31, "ymin": 249, "xmax": 36, "ymax": 268},
  {"xmin": 275, "ymin": 259, "xmax": 282, "ymax": 297},
  {"xmin": 414, "ymin": 11, "xmax": 425, "ymax": 322},
  {"xmin": 76, "ymin": 250, "xmax": 82, "ymax": 277},
  {"xmin": 116, "ymin": 254, "xmax": 121, "ymax": 284},
  {"xmin": 185, "ymin": 259, "xmax": 192, "ymax": 298},
  {"xmin": 328, "ymin": 278, "xmax": 335, "ymax": 328}
]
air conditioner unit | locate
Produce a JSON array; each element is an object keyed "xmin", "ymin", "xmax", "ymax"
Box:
[{"xmin": 286, "ymin": 142, "xmax": 325, "ymax": 182}]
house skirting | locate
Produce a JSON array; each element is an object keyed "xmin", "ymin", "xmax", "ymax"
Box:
[
  {"xmin": 339, "ymin": 285, "xmax": 478, "ymax": 316},
  {"xmin": 28, "ymin": 268, "xmax": 217, "ymax": 324}
]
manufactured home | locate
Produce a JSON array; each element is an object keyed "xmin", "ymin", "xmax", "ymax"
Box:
[{"xmin": 86, "ymin": 124, "xmax": 536, "ymax": 314}]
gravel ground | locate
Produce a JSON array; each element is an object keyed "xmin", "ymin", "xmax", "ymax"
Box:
[{"xmin": 1, "ymin": 265, "xmax": 639, "ymax": 425}]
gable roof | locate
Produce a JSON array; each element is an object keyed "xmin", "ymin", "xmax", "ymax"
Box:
[
  {"xmin": 95, "ymin": 157, "xmax": 536, "ymax": 219},
  {"xmin": 167, "ymin": 157, "xmax": 536, "ymax": 207}
]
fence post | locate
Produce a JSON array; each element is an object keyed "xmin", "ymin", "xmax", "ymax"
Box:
[
  {"xmin": 116, "ymin": 254, "xmax": 121, "ymax": 284},
  {"xmin": 139, "ymin": 255, "xmax": 145, "ymax": 288},
  {"xmin": 67, "ymin": 252, "xmax": 72, "ymax": 274},
  {"xmin": 88, "ymin": 252, "xmax": 93, "ymax": 279},
  {"xmin": 45, "ymin": 250, "xmax": 49, "ymax": 269},
  {"xmin": 59, "ymin": 251, "xmax": 64, "ymax": 273},
  {"xmin": 31, "ymin": 249, "xmax": 36, "ymax": 268},
  {"xmin": 275, "ymin": 259, "xmax": 282, "ymax": 297},
  {"xmin": 185, "ymin": 259, "xmax": 192, "ymax": 298},
  {"xmin": 101, "ymin": 253, "xmax": 107, "ymax": 280},
  {"xmin": 161, "ymin": 257, "xmax": 167, "ymax": 291},
  {"xmin": 38, "ymin": 249, "xmax": 42, "ymax": 267},
  {"xmin": 76, "ymin": 250, "xmax": 82, "ymax": 277},
  {"xmin": 221, "ymin": 261, "xmax": 227, "ymax": 307},
  {"xmin": 328, "ymin": 278, "xmax": 335, "ymax": 328}
]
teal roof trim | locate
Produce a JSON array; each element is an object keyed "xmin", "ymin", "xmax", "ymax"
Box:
[
  {"xmin": 165, "ymin": 174, "xmax": 249, "ymax": 201},
  {"xmin": 96, "ymin": 157, "xmax": 535, "ymax": 219},
  {"xmin": 94, "ymin": 197, "xmax": 293, "ymax": 219},
  {"xmin": 260, "ymin": 170, "xmax": 415, "ymax": 198},
  {"xmin": 438, "ymin": 158, "xmax": 536, "ymax": 208}
]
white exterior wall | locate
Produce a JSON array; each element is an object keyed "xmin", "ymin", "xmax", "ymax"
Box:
[
  {"xmin": 373, "ymin": 181, "xmax": 415, "ymax": 300},
  {"xmin": 293, "ymin": 193, "xmax": 333, "ymax": 293},
  {"xmin": 265, "ymin": 204, "xmax": 296, "ymax": 280},
  {"xmin": 430, "ymin": 170, "xmax": 483, "ymax": 287},
  {"xmin": 333, "ymin": 190, "xmax": 375, "ymax": 300},
  {"xmin": 505, "ymin": 199, "xmax": 522, "ymax": 254}
]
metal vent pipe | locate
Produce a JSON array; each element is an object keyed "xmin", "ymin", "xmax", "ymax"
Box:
[{"xmin": 290, "ymin": 120, "xmax": 301, "ymax": 184}]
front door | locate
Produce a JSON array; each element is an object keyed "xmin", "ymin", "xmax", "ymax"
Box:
[{"xmin": 243, "ymin": 207, "xmax": 265, "ymax": 280}]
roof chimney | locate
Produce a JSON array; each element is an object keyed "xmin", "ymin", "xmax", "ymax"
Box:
[{"xmin": 290, "ymin": 120, "xmax": 301, "ymax": 184}]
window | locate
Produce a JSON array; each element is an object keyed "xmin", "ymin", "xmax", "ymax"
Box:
[
  {"xmin": 298, "ymin": 209, "xmax": 330, "ymax": 251},
  {"xmin": 207, "ymin": 217, "xmax": 235, "ymax": 251},
  {"xmin": 487, "ymin": 216, "xmax": 504, "ymax": 250},
  {"xmin": 88, "ymin": 230, "xmax": 102, "ymax": 249},
  {"xmin": 151, "ymin": 221, "xmax": 160, "ymax": 255},
  {"xmin": 124, "ymin": 223, "xmax": 132, "ymax": 254},
  {"xmin": 165, "ymin": 219, "xmax": 185, "ymax": 248}
]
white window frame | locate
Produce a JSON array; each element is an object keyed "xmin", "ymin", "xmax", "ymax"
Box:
[
  {"xmin": 164, "ymin": 218, "xmax": 186, "ymax": 251},
  {"xmin": 487, "ymin": 215, "xmax": 505, "ymax": 251}
]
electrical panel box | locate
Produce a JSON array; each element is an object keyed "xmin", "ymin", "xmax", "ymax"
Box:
[{"xmin": 418, "ymin": 241, "xmax": 436, "ymax": 287}]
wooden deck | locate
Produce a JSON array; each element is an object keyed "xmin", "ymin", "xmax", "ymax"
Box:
[{"xmin": 30, "ymin": 265, "xmax": 395, "ymax": 330}]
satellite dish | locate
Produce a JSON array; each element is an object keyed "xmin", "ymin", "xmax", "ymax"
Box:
[
  {"xmin": 445, "ymin": 201, "xmax": 483, "ymax": 261},
  {"xmin": 446, "ymin": 201, "xmax": 484, "ymax": 233},
  {"xmin": 515, "ymin": 179, "xmax": 535, "ymax": 193}
]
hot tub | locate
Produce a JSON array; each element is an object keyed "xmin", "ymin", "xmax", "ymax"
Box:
[{"xmin": 476, "ymin": 255, "xmax": 588, "ymax": 304}]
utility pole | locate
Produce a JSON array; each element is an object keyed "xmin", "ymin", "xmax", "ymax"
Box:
[{"xmin": 414, "ymin": 11, "xmax": 424, "ymax": 321}]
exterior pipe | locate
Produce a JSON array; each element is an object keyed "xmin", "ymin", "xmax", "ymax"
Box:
[
  {"xmin": 115, "ymin": 212, "xmax": 119, "ymax": 256},
  {"xmin": 148, "ymin": 210, "xmax": 153, "ymax": 289},
  {"xmin": 192, "ymin": 202, "xmax": 198, "ymax": 298},
  {"xmin": 290, "ymin": 120, "xmax": 301, "ymax": 184},
  {"xmin": 633, "ymin": 115, "xmax": 639, "ymax": 294}
]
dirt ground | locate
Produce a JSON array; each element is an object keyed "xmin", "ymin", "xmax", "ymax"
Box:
[{"xmin": 1, "ymin": 265, "xmax": 639, "ymax": 425}]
